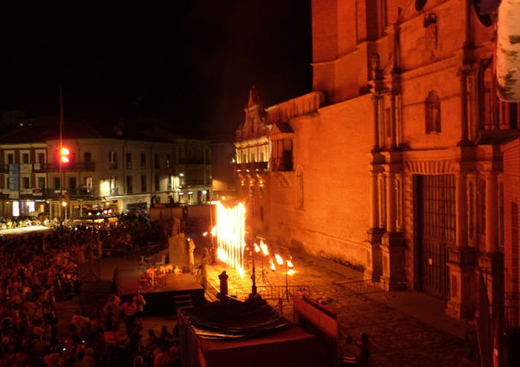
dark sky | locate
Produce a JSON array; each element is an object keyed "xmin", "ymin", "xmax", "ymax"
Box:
[{"xmin": 0, "ymin": 1, "xmax": 312, "ymax": 141}]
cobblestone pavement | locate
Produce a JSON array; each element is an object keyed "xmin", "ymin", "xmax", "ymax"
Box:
[
  {"xmin": 206, "ymin": 251, "xmax": 477, "ymax": 367},
  {"xmin": 63, "ymin": 252, "xmax": 477, "ymax": 367}
]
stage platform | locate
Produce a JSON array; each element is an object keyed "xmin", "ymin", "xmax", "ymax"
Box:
[{"xmin": 113, "ymin": 266, "xmax": 206, "ymax": 315}]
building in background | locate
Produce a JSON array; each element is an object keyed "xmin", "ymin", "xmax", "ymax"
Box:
[
  {"xmin": 0, "ymin": 118, "xmax": 212, "ymax": 219},
  {"xmin": 210, "ymin": 141, "xmax": 237, "ymax": 202}
]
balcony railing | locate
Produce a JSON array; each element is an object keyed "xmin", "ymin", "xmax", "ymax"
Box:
[
  {"xmin": 31, "ymin": 162, "xmax": 96, "ymax": 172},
  {"xmin": 235, "ymin": 161, "xmax": 269, "ymax": 174},
  {"xmin": 17, "ymin": 187, "xmax": 95, "ymax": 199}
]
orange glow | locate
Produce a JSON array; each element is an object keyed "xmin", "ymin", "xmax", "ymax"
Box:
[
  {"xmin": 287, "ymin": 260, "xmax": 294, "ymax": 268},
  {"xmin": 211, "ymin": 225, "xmax": 217, "ymax": 236},
  {"xmin": 215, "ymin": 201, "xmax": 246, "ymax": 277},
  {"xmin": 269, "ymin": 258, "xmax": 276, "ymax": 270},
  {"xmin": 275, "ymin": 254, "xmax": 284, "ymax": 265},
  {"xmin": 288, "ymin": 269, "xmax": 295, "ymax": 276},
  {"xmin": 260, "ymin": 241, "xmax": 269, "ymax": 256},
  {"xmin": 60, "ymin": 147, "xmax": 70, "ymax": 163},
  {"xmin": 254, "ymin": 243, "xmax": 260, "ymax": 253}
]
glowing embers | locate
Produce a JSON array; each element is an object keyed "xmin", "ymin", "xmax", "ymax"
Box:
[{"xmin": 215, "ymin": 201, "xmax": 246, "ymax": 277}]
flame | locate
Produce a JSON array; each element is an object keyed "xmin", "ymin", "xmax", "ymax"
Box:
[
  {"xmin": 215, "ymin": 202, "xmax": 246, "ymax": 277},
  {"xmin": 202, "ymin": 232, "xmax": 208, "ymax": 237},
  {"xmin": 275, "ymin": 254, "xmax": 284, "ymax": 265},
  {"xmin": 211, "ymin": 225, "xmax": 217, "ymax": 236},
  {"xmin": 269, "ymin": 258, "xmax": 276, "ymax": 270},
  {"xmin": 260, "ymin": 241, "xmax": 269, "ymax": 256},
  {"xmin": 287, "ymin": 260, "xmax": 293, "ymax": 268},
  {"xmin": 254, "ymin": 243, "xmax": 260, "ymax": 253},
  {"xmin": 288, "ymin": 269, "xmax": 295, "ymax": 276}
]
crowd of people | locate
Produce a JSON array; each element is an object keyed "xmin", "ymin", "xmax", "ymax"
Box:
[{"xmin": 0, "ymin": 218, "xmax": 179, "ymax": 367}]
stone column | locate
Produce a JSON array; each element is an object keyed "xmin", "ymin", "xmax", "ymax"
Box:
[
  {"xmin": 456, "ymin": 172, "xmax": 468, "ymax": 247},
  {"xmin": 458, "ymin": 69, "xmax": 471, "ymax": 146},
  {"xmin": 386, "ymin": 172, "xmax": 396, "ymax": 232},
  {"xmin": 381, "ymin": 170, "xmax": 406, "ymax": 291},
  {"xmin": 479, "ymin": 171, "xmax": 502, "ymax": 313},
  {"xmin": 364, "ymin": 168, "xmax": 383, "ymax": 282},
  {"xmin": 447, "ymin": 171, "xmax": 475, "ymax": 319},
  {"xmin": 372, "ymin": 95, "xmax": 381, "ymax": 151},
  {"xmin": 369, "ymin": 170, "xmax": 379, "ymax": 229}
]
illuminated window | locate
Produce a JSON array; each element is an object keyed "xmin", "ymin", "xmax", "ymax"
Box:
[
  {"xmin": 109, "ymin": 151, "xmax": 117, "ymax": 170},
  {"xmin": 13, "ymin": 201, "xmax": 19, "ymax": 217},
  {"xmin": 85, "ymin": 177, "xmax": 92, "ymax": 192}
]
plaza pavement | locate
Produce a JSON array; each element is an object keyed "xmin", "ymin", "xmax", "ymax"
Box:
[
  {"xmin": 58, "ymin": 250, "xmax": 478, "ymax": 367},
  {"xmin": 205, "ymin": 251, "xmax": 478, "ymax": 367}
]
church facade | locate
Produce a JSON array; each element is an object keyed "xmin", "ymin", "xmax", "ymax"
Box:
[{"xmin": 234, "ymin": 0, "xmax": 517, "ymax": 322}]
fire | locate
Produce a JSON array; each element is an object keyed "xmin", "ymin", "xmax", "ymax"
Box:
[
  {"xmin": 287, "ymin": 259, "xmax": 293, "ymax": 268},
  {"xmin": 269, "ymin": 258, "xmax": 276, "ymax": 270},
  {"xmin": 215, "ymin": 202, "xmax": 246, "ymax": 277},
  {"xmin": 275, "ymin": 254, "xmax": 284, "ymax": 265},
  {"xmin": 260, "ymin": 241, "xmax": 269, "ymax": 256},
  {"xmin": 254, "ymin": 243, "xmax": 260, "ymax": 253}
]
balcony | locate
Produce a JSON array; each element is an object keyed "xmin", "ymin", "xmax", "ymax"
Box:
[
  {"xmin": 16, "ymin": 187, "xmax": 95, "ymax": 200},
  {"xmin": 235, "ymin": 161, "xmax": 269, "ymax": 175},
  {"xmin": 32, "ymin": 162, "xmax": 96, "ymax": 172}
]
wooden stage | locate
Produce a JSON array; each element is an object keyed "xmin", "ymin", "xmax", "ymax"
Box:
[{"xmin": 113, "ymin": 266, "xmax": 206, "ymax": 315}]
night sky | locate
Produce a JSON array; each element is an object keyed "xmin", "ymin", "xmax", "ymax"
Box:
[{"xmin": 0, "ymin": 1, "xmax": 312, "ymax": 141}]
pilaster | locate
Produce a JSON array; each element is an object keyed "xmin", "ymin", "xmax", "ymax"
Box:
[
  {"xmin": 447, "ymin": 246, "xmax": 476, "ymax": 319},
  {"xmin": 364, "ymin": 228, "xmax": 384, "ymax": 282},
  {"xmin": 380, "ymin": 232, "xmax": 407, "ymax": 291}
]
